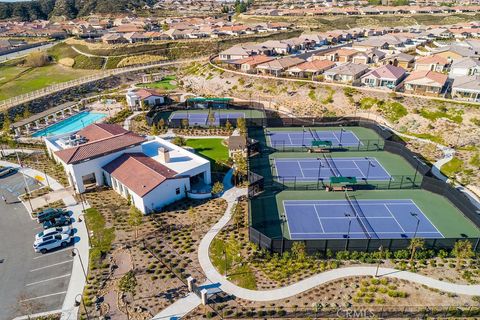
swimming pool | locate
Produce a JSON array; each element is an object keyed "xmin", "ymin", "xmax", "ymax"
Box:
[{"xmin": 32, "ymin": 111, "xmax": 107, "ymax": 137}]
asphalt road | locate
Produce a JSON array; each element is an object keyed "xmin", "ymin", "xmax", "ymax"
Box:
[
  {"xmin": 0, "ymin": 172, "xmax": 73, "ymax": 320},
  {"xmin": 0, "ymin": 42, "xmax": 57, "ymax": 63}
]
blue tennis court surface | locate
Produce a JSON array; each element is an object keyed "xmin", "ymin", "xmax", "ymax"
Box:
[
  {"xmin": 283, "ymin": 199, "xmax": 443, "ymax": 240},
  {"xmin": 169, "ymin": 112, "xmax": 245, "ymax": 126},
  {"xmin": 267, "ymin": 129, "xmax": 362, "ymax": 147},
  {"xmin": 274, "ymin": 157, "xmax": 391, "ymax": 181}
]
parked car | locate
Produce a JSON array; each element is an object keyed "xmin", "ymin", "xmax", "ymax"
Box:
[
  {"xmin": 42, "ymin": 216, "xmax": 72, "ymax": 229},
  {"xmin": 36, "ymin": 208, "xmax": 69, "ymax": 223},
  {"xmin": 33, "ymin": 234, "xmax": 71, "ymax": 253},
  {"xmin": 0, "ymin": 166, "xmax": 17, "ymax": 177},
  {"xmin": 35, "ymin": 226, "xmax": 72, "ymax": 241}
]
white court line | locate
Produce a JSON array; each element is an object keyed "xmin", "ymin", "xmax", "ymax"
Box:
[
  {"xmin": 407, "ymin": 200, "xmax": 444, "ymax": 238},
  {"xmin": 313, "ymin": 205, "xmax": 326, "ymax": 233},
  {"xmin": 33, "ymin": 247, "xmax": 72, "ymax": 259},
  {"xmin": 384, "ymin": 204, "xmax": 406, "ymax": 233},
  {"xmin": 30, "ymin": 260, "xmax": 73, "ymax": 272},
  {"xmin": 290, "ymin": 231, "xmax": 441, "ymax": 235},
  {"xmin": 352, "ymin": 160, "xmax": 366, "ymax": 178},
  {"xmin": 282, "ymin": 201, "xmax": 293, "ymax": 240},
  {"xmin": 284, "ymin": 202, "xmax": 413, "ymax": 206},
  {"xmin": 20, "ymin": 291, "xmax": 67, "ymax": 302},
  {"xmin": 331, "ymin": 131, "xmax": 340, "ymax": 144},
  {"xmin": 25, "ymin": 274, "xmax": 71, "ymax": 287}
]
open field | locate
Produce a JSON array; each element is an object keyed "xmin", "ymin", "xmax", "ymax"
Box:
[
  {"xmin": 235, "ymin": 13, "xmax": 480, "ymax": 31},
  {"xmin": 185, "ymin": 138, "xmax": 229, "ymax": 163},
  {"xmin": 0, "ymin": 64, "xmax": 96, "ymax": 101},
  {"xmin": 139, "ymin": 75, "xmax": 177, "ymax": 90}
]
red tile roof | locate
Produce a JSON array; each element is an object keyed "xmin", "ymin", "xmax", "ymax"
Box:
[
  {"xmin": 135, "ymin": 88, "xmax": 164, "ymax": 99},
  {"xmin": 415, "ymin": 55, "xmax": 448, "ymax": 65},
  {"xmin": 233, "ymin": 55, "xmax": 275, "ymax": 66},
  {"xmin": 405, "ymin": 70, "xmax": 448, "ymax": 86},
  {"xmin": 102, "ymin": 153, "xmax": 177, "ymax": 197},
  {"xmin": 77, "ymin": 123, "xmax": 128, "ymax": 142},
  {"xmin": 55, "ymin": 130, "xmax": 146, "ymax": 165}
]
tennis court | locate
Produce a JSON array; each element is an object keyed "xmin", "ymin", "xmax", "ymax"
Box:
[
  {"xmin": 283, "ymin": 198, "xmax": 443, "ymax": 240},
  {"xmin": 168, "ymin": 111, "xmax": 245, "ymax": 126},
  {"xmin": 267, "ymin": 129, "xmax": 362, "ymax": 147},
  {"xmin": 274, "ymin": 157, "xmax": 391, "ymax": 181}
]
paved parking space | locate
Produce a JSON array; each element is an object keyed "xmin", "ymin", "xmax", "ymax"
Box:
[{"xmin": 0, "ymin": 173, "xmax": 74, "ymax": 319}]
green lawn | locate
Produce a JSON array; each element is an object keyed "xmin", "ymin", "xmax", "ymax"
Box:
[
  {"xmin": 0, "ymin": 64, "xmax": 96, "ymax": 102},
  {"xmin": 139, "ymin": 75, "xmax": 177, "ymax": 90},
  {"xmin": 185, "ymin": 138, "xmax": 229, "ymax": 163}
]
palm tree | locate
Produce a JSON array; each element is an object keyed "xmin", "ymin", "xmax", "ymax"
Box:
[
  {"xmin": 409, "ymin": 238, "xmax": 425, "ymax": 268},
  {"xmin": 452, "ymin": 240, "xmax": 474, "ymax": 270}
]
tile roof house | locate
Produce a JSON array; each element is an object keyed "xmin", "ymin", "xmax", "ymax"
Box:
[
  {"xmin": 452, "ymin": 75, "xmax": 480, "ymax": 102},
  {"xmin": 383, "ymin": 52, "xmax": 415, "ymax": 69},
  {"xmin": 126, "ymin": 89, "xmax": 166, "ymax": 108},
  {"xmin": 286, "ymin": 60, "xmax": 336, "ymax": 78},
  {"xmin": 433, "ymin": 45, "xmax": 478, "ymax": 62},
  {"xmin": 361, "ymin": 64, "xmax": 407, "ymax": 89},
  {"xmin": 312, "ymin": 48, "xmax": 359, "ymax": 63},
  {"xmin": 231, "ymin": 55, "xmax": 275, "ymax": 73},
  {"xmin": 449, "ymin": 57, "xmax": 480, "ymax": 78},
  {"xmin": 351, "ymin": 49, "xmax": 386, "ymax": 64},
  {"xmin": 219, "ymin": 45, "xmax": 257, "ymax": 61},
  {"xmin": 414, "ymin": 55, "xmax": 449, "ymax": 72},
  {"xmin": 403, "ymin": 70, "xmax": 448, "ymax": 96},
  {"xmin": 324, "ymin": 63, "xmax": 370, "ymax": 84},
  {"xmin": 256, "ymin": 57, "xmax": 305, "ymax": 76},
  {"xmin": 45, "ymin": 125, "xmax": 211, "ymax": 213}
]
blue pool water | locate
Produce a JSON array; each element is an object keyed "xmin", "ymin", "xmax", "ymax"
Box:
[{"xmin": 32, "ymin": 111, "xmax": 107, "ymax": 137}]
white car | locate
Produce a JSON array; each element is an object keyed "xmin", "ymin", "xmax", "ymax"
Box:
[
  {"xmin": 33, "ymin": 234, "xmax": 71, "ymax": 254},
  {"xmin": 35, "ymin": 226, "xmax": 72, "ymax": 241}
]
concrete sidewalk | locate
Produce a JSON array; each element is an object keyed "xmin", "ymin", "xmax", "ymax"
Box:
[{"xmin": 151, "ymin": 293, "xmax": 201, "ymax": 320}]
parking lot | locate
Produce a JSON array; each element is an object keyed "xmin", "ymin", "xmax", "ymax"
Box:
[{"xmin": 0, "ymin": 172, "xmax": 74, "ymax": 319}]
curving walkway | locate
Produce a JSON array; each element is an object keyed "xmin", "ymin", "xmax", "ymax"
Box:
[{"xmin": 196, "ymin": 186, "xmax": 480, "ymax": 301}]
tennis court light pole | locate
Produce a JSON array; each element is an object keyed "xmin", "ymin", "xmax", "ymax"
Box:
[
  {"xmin": 410, "ymin": 212, "xmax": 420, "ymax": 239},
  {"xmin": 345, "ymin": 213, "xmax": 352, "ymax": 250},
  {"xmin": 317, "ymin": 159, "xmax": 323, "ymax": 189}
]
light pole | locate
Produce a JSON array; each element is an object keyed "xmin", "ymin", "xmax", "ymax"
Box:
[
  {"xmin": 223, "ymin": 247, "xmax": 228, "ymax": 277},
  {"xmin": 74, "ymin": 294, "xmax": 90, "ymax": 320},
  {"xmin": 410, "ymin": 212, "xmax": 420, "ymax": 239},
  {"xmin": 339, "ymin": 128, "xmax": 345, "ymax": 145},
  {"xmin": 317, "ymin": 159, "xmax": 323, "ymax": 189},
  {"xmin": 345, "ymin": 213, "xmax": 352, "ymax": 250},
  {"xmin": 365, "ymin": 157, "xmax": 374, "ymax": 181},
  {"xmin": 302, "ymin": 126, "xmax": 305, "ymax": 146},
  {"xmin": 375, "ymin": 245, "xmax": 383, "ymax": 277},
  {"xmin": 71, "ymin": 248, "xmax": 89, "ymax": 284}
]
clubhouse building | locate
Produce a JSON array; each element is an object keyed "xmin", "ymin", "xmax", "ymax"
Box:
[{"xmin": 45, "ymin": 123, "xmax": 211, "ymax": 214}]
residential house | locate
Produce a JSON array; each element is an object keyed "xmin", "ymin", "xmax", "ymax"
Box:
[
  {"xmin": 101, "ymin": 33, "xmax": 128, "ymax": 44},
  {"xmin": 312, "ymin": 48, "xmax": 359, "ymax": 62},
  {"xmin": 361, "ymin": 64, "xmax": 407, "ymax": 89},
  {"xmin": 256, "ymin": 57, "xmax": 305, "ymax": 76},
  {"xmin": 433, "ymin": 45, "xmax": 478, "ymax": 62},
  {"xmin": 451, "ymin": 75, "xmax": 480, "ymax": 102},
  {"xmin": 286, "ymin": 60, "xmax": 336, "ymax": 78},
  {"xmin": 298, "ymin": 33, "xmax": 326, "ymax": 47},
  {"xmin": 403, "ymin": 70, "xmax": 448, "ymax": 96},
  {"xmin": 352, "ymin": 38, "xmax": 390, "ymax": 52},
  {"xmin": 231, "ymin": 55, "xmax": 275, "ymax": 73},
  {"xmin": 351, "ymin": 49, "xmax": 386, "ymax": 64},
  {"xmin": 449, "ymin": 57, "xmax": 480, "ymax": 78},
  {"xmin": 228, "ymin": 135, "xmax": 248, "ymax": 157},
  {"xmin": 414, "ymin": 55, "xmax": 449, "ymax": 72},
  {"xmin": 219, "ymin": 45, "xmax": 257, "ymax": 61},
  {"xmin": 260, "ymin": 40, "xmax": 291, "ymax": 55},
  {"xmin": 383, "ymin": 52, "xmax": 415, "ymax": 69},
  {"xmin": 126, "ymin": 89, "xmax": 166, "ymax": 109},
  {"xmin": 324, "ymin": 63, "xmax": 369, "ymax": 83}
]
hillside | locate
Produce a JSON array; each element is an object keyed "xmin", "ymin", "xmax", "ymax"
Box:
[{"xmin": 0, "ymin": 0, "xmax": 154, "ymax": 21}]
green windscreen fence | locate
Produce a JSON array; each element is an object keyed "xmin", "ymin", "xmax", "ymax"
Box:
[
  {"xmin": 311, "ymin": 140, "xmax": 333, "ymax": 147},
  {"xmin": 330, "ymin": 177, "xmax": 357, "ymax": 184}
]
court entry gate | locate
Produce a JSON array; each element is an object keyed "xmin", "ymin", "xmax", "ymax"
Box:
[{"xmin": 187, "ymin": 276, "xmax": 209, "ymax": 305}]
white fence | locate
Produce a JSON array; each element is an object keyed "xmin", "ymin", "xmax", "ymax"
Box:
[{"xmin": 0, "ymin": 57, "xmax": 205, "ymax": 111}]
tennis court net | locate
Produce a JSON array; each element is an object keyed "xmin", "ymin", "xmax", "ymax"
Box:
[
  {"xmin": 345, "ymin": 191, "xmax": 371, "ymax": 239},
  {"xmin": 323, "ymin": 154, "xmax": 341, "ymax": 177}
]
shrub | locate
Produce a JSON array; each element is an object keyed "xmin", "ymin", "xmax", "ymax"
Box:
[
  {"xmin": 117, "ymin": 54, "xmax": 167, "ymax": 67},
  {"xmin": 25, "ymin": 52, "xmax": 49, "ymax": 67}
]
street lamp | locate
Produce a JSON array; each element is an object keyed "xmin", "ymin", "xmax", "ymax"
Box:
[
  {"xmin": 302, "ymin": 126, "xmax": 305, "ymax": 146},
  {"xmin": 365, "ymin": 157, "xmax": 374, "ymax": 180},
  {"xmin": 345, "ymin": 213, "xmax": 352, "ymax": 251},
  {"xmin": 410, "ymin": 212, "xmax": 420, "ymax": 239},
  {"xmin": 74, "ymin": 294, "xmax": 90, "ymax": 320},
  {"xmin": 375, "ymin": 245, "xmax": 383, "ymax": 277},
  {"xmin": 71, "ymin": 248, "xmax": 89, "ymax": 284},
  {"xmin": 339, "ymin": 128, "xmax": 345, "ymax": 145}
]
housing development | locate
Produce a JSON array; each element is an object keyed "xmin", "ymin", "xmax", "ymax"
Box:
[{"xmin": 1, "ymin": 0, "xmax": 480, "ymax": 319}]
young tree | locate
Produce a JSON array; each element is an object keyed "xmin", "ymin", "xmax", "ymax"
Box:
[
  {"xmin": 212, "ymin": 181, "xmax": 224, "ymax": 195},
  {"xmin": 127, "ymin": 205, "xmax": 143, "ymax": 239},
  {"xmin": 23, "ymin": 107, "xmax": 31, "ymax": 119},
  {"xmin": 236, "ymin": 117, "xmax": 247, "ymax": 135},
  {"xmin": 150, "ymin": 124, "xmax": 159, "ymax": 136},
  {"xmin": 208, "ymin": 109, "xmax": 215, "ymax": 126},
  {"xmin": 225, "ymin": 120, "xmax": 232, "ymax": 131},
  {"xmin": 291, "ymin": 242, "xmax": 306, "ymax": 262},
  {"xmin": 181, "ymin": 118, "xmax": 189, "ymax": 129},
  {"xmin": 233, "ymin": 153, "xmax": 247, "ymax": 176},
  {"xmin": 408, "ymin": 238, "xmax": 424, "ymax": 268},
  {"xmin": 172, "ymin": 136, "xmax": 186, "ymax": 146},
  {"xmin": 452, "ymin": 240, "xmax": 474, "ymax": 269},
  {"xmin": 118, "ymin": 270, "xmax": 137, "ymax": 314},
  {"xmin": 231, "ymin": 203, "xmax": 243, "ymax": 230},
  {"xmin": 2, "ymin": 113, "xmax": 11, "ymax": 133},
  {"xmin": 158, "ymin": 118, "xmax": 165, "ymax": 130}
]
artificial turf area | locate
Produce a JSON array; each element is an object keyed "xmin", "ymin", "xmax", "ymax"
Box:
[
  {"xmin": 139, "ymin": 75, "xmax": 177, "ymax": 90},
  {"xmin": 185, "ymin": 138, "xmax": 229, "ymax": 163},
  {"xmin": 250, "ymin": 189, "xmax": 480, "ymax": 240},
  {"xmin": 154, "ymin": 108, "xmax": 265, "ymax": 124}
]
